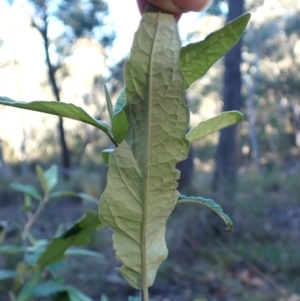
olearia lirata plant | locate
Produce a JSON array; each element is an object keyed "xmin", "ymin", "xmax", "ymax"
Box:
[{"xmin": 0, "ymin": 4, "xmax": 250, "ymax": 300}]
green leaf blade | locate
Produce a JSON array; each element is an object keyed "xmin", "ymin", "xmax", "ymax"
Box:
[
  {"xmin": 49, "ymin": 191, "xmax": 98, "ymax": 205},
  {"xmin": 111, "ymin": 89, "xmax": 129, "ymax": 144},
  {"xmin": 0, "ymin": 97, "xmax": 111, "ymax": 135},
  {"xmin": 180, "ymin": 13, "xmax": 251, "ymax": 89},
  {"xmin": 99, "ymin": 6, "xmax": 189, "ymax": 290},
  {"xmin": 35, "ymin": 165, "xmax": 49, "ymax": 193},
  {"xmin": 36, "ymin": 211, "xmax": 103, "ymax": 269},
  {"xmin": 104, "ymin": 85, "xmax": 114, "ymax": 121},
  {"xmin": 178, "ymin": 195, "xmax": 234, "ymax": 232},
  {"xmin": 0, "ymin": 269, "xmax": 19, "ymax": 280},
  {"xmin": 101, "ymin": 149, "xmax": 114, "ymax": 166},
  {"xmin": 10, "ymin": 183, "xmax": 42, "ymax": 202},
  {"xmin": 44, "ymin": 165, "xmax": 59, "ymax": 191},
  {"xmin": 186, "ymin": 111, "xmax": 243, "ymax": 142}
]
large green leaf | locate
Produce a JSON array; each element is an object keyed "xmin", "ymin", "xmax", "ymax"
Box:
[
  {"xmin": 99, "ymin": 5, "xmax": 189, "ymax": 290},
  {"xmin": 0, "ymin": 97, "xmax": 117, "ymax": 146},
  {"xmin": 186, "ymin": 111, "xmax": 243, "ymax": 142},
  {"xmin": 178, "ymin": 195, "xmax": 233, "ymax": 232},
  {"xmin": 36, "ymin": 211, "xmax": 103, "ymax": 269},
  {"xmin": 180, "ymin": 13, "xmax": 251, "ymax": 89}
]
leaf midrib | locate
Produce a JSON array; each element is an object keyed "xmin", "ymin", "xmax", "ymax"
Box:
[{"xmin": 142, "ymin": 10, "xmax": 161, "ymax": 290}]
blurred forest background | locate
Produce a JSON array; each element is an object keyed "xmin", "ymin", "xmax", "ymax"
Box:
[{"xmin": 0, "ymin": 0, "xmax": 300, "ymax": 300}]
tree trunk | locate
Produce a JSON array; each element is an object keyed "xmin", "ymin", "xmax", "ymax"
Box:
[
  {"xmin": 212, "ymin": 0, "xmax": 244, "ymax": 193},
  {"xmin": 38, "ymin": 19, "xmax": 71, "ymax": 177}
]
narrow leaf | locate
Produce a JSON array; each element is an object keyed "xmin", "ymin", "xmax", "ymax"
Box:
[
  {"xmin": 0, "ymin": 269, "xmax": 19, "ymax": 280},
  {"xmin": 180, "ymin": 13, "xmax": 251, "ymax": 89},
  {"xmin": 33, "ymin": 281, "xmax": 66, "ymax": 297},
  {"xmin": 65, "ymin": 247, "xmax": 103, "ymax": 258},
  {"xmin": 36, "ymin": 211, "xmax": 103, "ymax": 269},
  {"xmin": 0, "ymin": 97, "xmax": 117, "ymax": 146},
  {"xmin": 111, "ymin": 89, "xmax": 129, "ymax": 144},
  {"xmin": 65, "ymin": 286, "xmax": 94, "ymax": 301},
  {"xmin": 186, "ymin": 111, "xmax": 243, "ymax": 142},
  {"xmin": 10, "ymin": 183, "xmax": 42, "ymax": 202},
  {"xmin": 0, "ymin": 245, "xmax": 23, "ymax": 254},
  {"xmin": 16, "ymin": 271, "xmax": 41, "ymax": 301},
  {"xmin": 49, "ymin": 191, "xmax": 98, "ymax": 205},
  {"xmin": 178, "ymin": 195, "xmax": 233, "ymax": 232},
  {"xmin": 35, "ymin": 165, "xmax": 49, "ymax": 193},
  {"xmin": 99, "ymin": 5, "xmax": 189, "ymax": 289},
  {"xmin": 104, "ymin": 85, "xmax": 114, "ymax": 121}
]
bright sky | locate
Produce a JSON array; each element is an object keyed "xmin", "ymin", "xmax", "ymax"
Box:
[{"xmin": 107, "ymin": 0, "xmax": 206, "ymax": 63}]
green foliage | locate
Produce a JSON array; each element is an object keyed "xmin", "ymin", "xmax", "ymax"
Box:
[
  {"xmin": 180, "ymin": 13, "xmax": 251, "ymax": 89},
  {"xmin": 9, "ymin": 183, "xmax": 42, "ymax": 202},
  {"xmin": 186, "ymin": 111, "xmax": 243, "ymax": 142},
  {"xmin": 177, "ymin": 195, "xmax": 233, "ymax": 232},
  {"xmin": 0, "ymin": 97, "xmax": 117, "ymax": 147},
  {"xmin": 0, "ymin": 3, "xmax": 250, "ymax": 300},
  {"xmin": 0, "ymin": 270, "xmax": 19, "ymax": 280},
  {"xmin": 111, "ymin": 89, "xmax": 128, "ymax": 144},
  {"xmin": 36, "ymin": 211, "xmax": 103, "ymax": 269},
  {"xmin": 0, "ymin": 165, "xmax": 103, "ymax": 301}
]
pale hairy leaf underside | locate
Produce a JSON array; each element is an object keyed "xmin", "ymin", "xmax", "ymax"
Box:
[{"xmin": 99, "ymin": 5, "xmax": 189, "ymax": 289}]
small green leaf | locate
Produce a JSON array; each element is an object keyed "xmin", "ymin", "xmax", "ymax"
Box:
[
  {"xmin": 104, "ymin": 85, "xmax": 114, "ymax": 121},
  {"xmin": 186, "ymin": 111, "xmax": 243, "ymax": 142},
  {"xmin": 0, "ymin": 245, "xmax": 23, "ymax": 254},
  {"xmin": 25, "ymin": 240, "xmax": 48, "ymax": 266},
  {"xmin": 178, "ymin": 195, "xmax": 233, "ymax": 232},
  {"xmin": 64, "ymin": 286, "xmax": 94, "ymax": 301},
  {"xmin": 49, "ymin": 191, "xmax": 98, "ymax": 205},
  {"xmin": 44, "ymin": 165, "xmax": 59, "ymax": 191},
  {"xmin": 0, "ymin": 269, "xmax": 19, "ymax": 280},
  {"xmin": 65, "ymin": 247, "xmax": 103, "ymax": 258},
  {"xmin": 33, "ymin": 281, "xmax": 66, "ymax": 297},
  {"xmin": 36, "ymin": 211, "xmax": 103, "ymax": 269},
  {"xmin": 101, "ymin": 149, "xmax": 114, "ymax": 165},
  {"xmin": 23, "ymin": 195, "xmax": 32, "ymax": 212},
  {"xmin": 180, "ymin": 13, "xmax": 251, "ymax": 89},
  {"xmin": 111, "ymin": 89, "xmax": 129, "ymax": 144},
  {"xmin": 10, "ymin": 183, "xmax": 42, "ymax": 202},
  {"xmin": 0, "ymin": 97, "xmax": 117, "ymax": 146},
  {"xmin": 35, "ymin": 165, "xmax": 48, "ymax": 193},
  {"xmin": 34, "ymin": 282, "xmax": 94, "ymax": 301},
  {"xmin": 16, "ymin": 271, "xmax": 41, "ymax": 301},
  {"xmin": 0, "ymin": 222, "xmax": 6, "ymax": 244}
]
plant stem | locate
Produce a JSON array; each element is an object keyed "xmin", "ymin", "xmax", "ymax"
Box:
[{"xmin": 141, "ymin": 289, "xmax": 148, "ymax": 301}]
